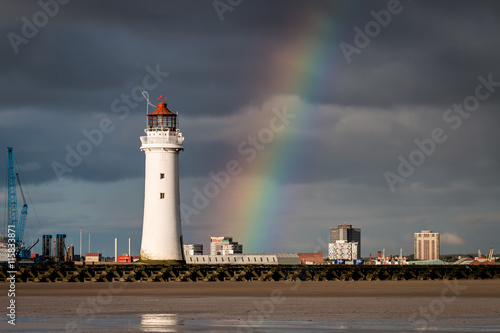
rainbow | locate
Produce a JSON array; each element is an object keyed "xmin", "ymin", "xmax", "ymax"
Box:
[{"xmin": 204, "ymin": 4, "xmax": 362, "ymax": 253}]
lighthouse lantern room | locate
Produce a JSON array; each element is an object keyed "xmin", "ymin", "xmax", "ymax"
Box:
[{"xmin": 147, "ymin": 95, "xmax": 178, "ymax": 131}]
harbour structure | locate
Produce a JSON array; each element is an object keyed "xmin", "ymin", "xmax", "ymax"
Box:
[
  {"xmin": 4, "ymin": 263, "xmax": 497, "ymax": 282},
  {"xmin": 139, "ymin": 95, "xmax": 185, "ymax": 263},
  {"xmin": 330, "ymin": 223, "xmax": 361, "ymax": 259},
  {"xmin": 6, "ymin": 147, "xmax": 38, "ymax": 260},
  {"xmin": 414, "ymin": 230, "xmax": 440, "ymax": 260}
]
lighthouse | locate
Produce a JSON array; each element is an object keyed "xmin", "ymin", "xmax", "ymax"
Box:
[{"xmin": 140, "ymin": 95, "xmax": 185, "ymax": 263}]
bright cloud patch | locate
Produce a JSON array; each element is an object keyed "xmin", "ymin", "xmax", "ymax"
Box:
[{"xmin": 440, "ymin": 232, "xmax": 465, "ymax": 245}]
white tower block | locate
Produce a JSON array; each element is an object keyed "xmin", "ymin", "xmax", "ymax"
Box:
[{"xmin": 140, "ymin": 95, "xmax": 185, "ymax": 263}]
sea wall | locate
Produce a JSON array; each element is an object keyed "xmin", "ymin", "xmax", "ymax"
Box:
[{"xmin": 1, "ymin": 264, "xmax": 500, "ymax": 282}]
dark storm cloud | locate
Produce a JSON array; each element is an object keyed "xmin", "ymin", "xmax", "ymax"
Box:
[
  {"xmin": 324, "ymin": 1, "xmax": 500, "ymax": 107},
  {"xmin": 1, "ymin": 0, "xmax": 500, "ymax": 188},
  {"xmin": 4, "ymin": 0, "xmax": 500, "ymax": 110}
]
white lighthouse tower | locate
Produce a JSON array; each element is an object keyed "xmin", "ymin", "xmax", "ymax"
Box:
[{"xmin": 140, "ymin": 95, "xmax": 185, "ymax": 263}]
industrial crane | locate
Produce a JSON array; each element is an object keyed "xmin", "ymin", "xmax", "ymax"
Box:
[
  {"xmin": 6, "ymin": 147, "xmax": 37, "ymax": 259},
  {"xmin": 488, "ymin": 247, "xmax": 495, "ymax": 262}
]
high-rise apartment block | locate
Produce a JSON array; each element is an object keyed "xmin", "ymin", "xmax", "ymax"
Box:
[
  {"xmin": 330, "ymin": 224, "xmax": 361, "ymax": 259},
  {"xmin": 414, "ymin": 230, "xmax": 440, "ymax": 260}
]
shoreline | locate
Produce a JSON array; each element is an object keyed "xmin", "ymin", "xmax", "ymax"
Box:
[
  {"xmin": 2, "ymin": 280, "xmax": 499, "ymax": 320},
  {"xmin": 6, "ymin": 279, "xmax": 500, "ymax": 298}
]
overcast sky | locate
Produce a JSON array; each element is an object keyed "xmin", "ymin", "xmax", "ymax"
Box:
[{"xmin": 1, "ymin": 0, "xmax": 499, "ymax": 257}]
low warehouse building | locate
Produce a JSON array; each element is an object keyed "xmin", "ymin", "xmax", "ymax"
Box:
[{"xmin": 185, "ymin": 253, "xmax": 300, "ymax": 265}]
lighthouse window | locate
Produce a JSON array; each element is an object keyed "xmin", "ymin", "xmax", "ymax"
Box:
[
  {"xmin": 160, "ymin": 173, "xmax": 165, "ymax": 179},
  {"xmin": 160, "ymin": 193, "xmax": 165, "ymax": 199},
  {"xmin": 149, "ymin": 116, "xmax": 158, "ymax": 128}
]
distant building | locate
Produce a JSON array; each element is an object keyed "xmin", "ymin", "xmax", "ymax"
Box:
[
  {"xmin": 298, "ymin": 251, "xmax": 323, "ymax": 265},
  {"xmin": 0, "ymin": 235, "xmax": 8, "ymax": 262},
  {"xmin": 393, "ymin": 248, "xmax": 408, "ymax": 265},
  {"xmin": 185, "ymin": 253, "xmax": 299, "ymax": 265},
  {"xmin": 414, "ymin": 230, "xmax": 440, "ymax": 260},
  {"xmin": 210, "ymin": 237, "xmax": 243, "ymax": 255},
  {"xmin": 67, "ymin": 245, "xmax": 75, "ymax": 261},
  {"xmin": 330, "ymin": 224, "xmax": 361, "ymax": 258},
  {"xmin": 328, "ymin": 240, "xmax": 358, "ymax": 260},
  {"xmin": 55, "ymin": 234, "xmax": 66, "ymax": 263},
  {"xmin": 365, "ymin": 253, "xmax": 377, "ymax": 265},
  {"xmin": 372, "ymin": 249, "xmax": 408, "ymax": 265},
  {"xmin": 374, "ymin": 250, "xmax": 391, "ymax": 265},
  {"xmin": 408, "ymin": 259, "xmax": 448, "ymax": 265},
  {"xmin": 275, "ymin": 253, "xmax": 300, "ymax": 265},
  {"xmin": 42, "ymin": 235, "xmax": 52, "ymax": 258},
  {"xmin": 85, "ymin": 253, "xmax": 102, "ymax": 263},
  {"xmin": 117, "ymin": 256, "xmax": 132, "ymax": 263},
  {"xmin": 184, "ymin": 244, "xmax": 203, "ymax": 256}
]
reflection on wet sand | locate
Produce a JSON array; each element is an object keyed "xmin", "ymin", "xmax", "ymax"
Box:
[{"xmin": 140, "ymin": 313, "xmax": 181, "ymax": 332}]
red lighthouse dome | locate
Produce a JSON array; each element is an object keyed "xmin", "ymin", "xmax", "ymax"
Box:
[{"xmin": 147, "ymin": 95, "xmax": 178, "ymax": 131}]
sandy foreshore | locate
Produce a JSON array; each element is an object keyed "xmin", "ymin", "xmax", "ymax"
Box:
[{"xmin": 2, "ymin": 280, "xmax": 500, "ymax": 321}]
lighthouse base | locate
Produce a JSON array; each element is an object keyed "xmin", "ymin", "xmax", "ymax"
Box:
[{"xmin": 139, "ymin": 257, "xmax": 186, "ymax": 265}]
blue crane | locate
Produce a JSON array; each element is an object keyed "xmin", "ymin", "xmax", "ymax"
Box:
[{"xmin": 7, "ymin": 147, "xmax": 30, "ymax": 258}]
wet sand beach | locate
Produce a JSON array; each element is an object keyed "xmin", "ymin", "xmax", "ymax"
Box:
[{"xmin": 2, "ymin": 280, "xmax": 500, "ymax": 332}]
